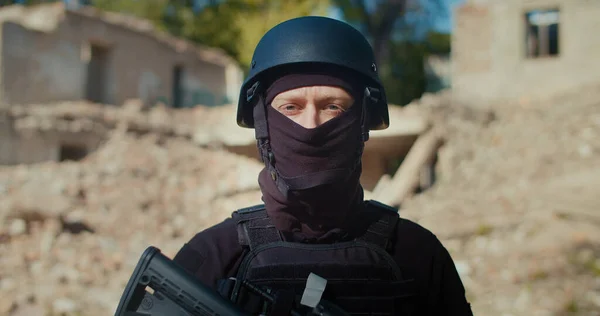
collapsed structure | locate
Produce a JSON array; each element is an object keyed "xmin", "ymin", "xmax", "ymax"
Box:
[
  {"xmin": 0, "ymin": 2, "xmax": 434, "ymax": 197},
  {"xmin": 0, "ymin": 2, "xmax": 243, "ymax": 107},
  {"xmin": 452, "ymin": 0, "xmax": 600, "ymax": 107},
  {"xmin": 0, "ymin": 2, "xmax": 242, "ymax": 165}
]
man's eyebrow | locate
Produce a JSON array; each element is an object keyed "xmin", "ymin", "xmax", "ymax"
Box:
[
  {"xmin": 272, "ymin": 95, "xmax": 303, "ymax": 103},
  {"xmin": 322, "ymin": 95, "xmax": 353, "ymax": 100},
  {"xmin": 273, "ymin": 90, "xmax": 354, "ymax": 101},
  {"xmin": 275, "ymin": 95, "xmax": 353, "ymax": 103},
  {"xmin": 273, "ymin": 90, "xmax": 304, "ymax": 100}
]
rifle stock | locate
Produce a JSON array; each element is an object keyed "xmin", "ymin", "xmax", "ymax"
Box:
[{"xmin": 114, "ymin": 246, "xmax": 247, "ymax": 316}]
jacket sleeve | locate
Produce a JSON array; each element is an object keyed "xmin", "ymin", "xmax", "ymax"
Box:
[
  {"xmin": 172, "ymin": 218, "xmax": 245, "ymax": 291},
  {"xmin": 428, "ymin": 237, "xmax": 474, "ymax": 316}
]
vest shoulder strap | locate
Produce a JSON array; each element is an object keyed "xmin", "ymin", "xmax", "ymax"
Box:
[
  {"xmin": 232, "ymin": 204, "xmax": 282, "ymax": 250},
  {"xmin": 232, "ymin": 201, "xmax": 400, "ymax": 251},
  {"xmin": 356, "ymin": 200, "xmax": 400, "ymax": 251}
]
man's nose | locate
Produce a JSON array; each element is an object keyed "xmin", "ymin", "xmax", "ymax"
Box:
[{"xmin": 298, "ymin": 104, "xmax": 321, "ymax": 129}]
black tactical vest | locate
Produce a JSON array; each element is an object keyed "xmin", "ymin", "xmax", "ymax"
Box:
[{"xmin": 218, "ymin": 200, "xmax": 418, "ymax": 315}]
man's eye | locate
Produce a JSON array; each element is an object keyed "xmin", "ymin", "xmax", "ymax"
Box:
[
  {"xmin": 326, "ymin": 104, "xmax": 344, "ymax": 111},
  {"xmin": 279, "ymin": 104, "xmax": 300, "ymax": 113}
]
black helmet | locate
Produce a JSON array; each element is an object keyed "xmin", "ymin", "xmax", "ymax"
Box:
[{"xmin": 236, "ymin": 16, "xmax": 389, "ymax": 130}]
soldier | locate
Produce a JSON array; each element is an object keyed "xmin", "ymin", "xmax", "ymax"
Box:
[{"xmin": 174, "ymin": 16, "xmax": 473, "ymax": 315}]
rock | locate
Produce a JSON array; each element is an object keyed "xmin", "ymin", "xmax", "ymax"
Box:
[
  {"xmin": 585, "ymin": 291, "xmax": 600, "ymax": 308},
  {"xmin": 454, "ymin": 260, "xmax": 472, "ymax": 277},
  {"xmin": 52, "ymin": 298, "xmax": 77, "ymax": 314},
  {"xmin": 577, "ymin": 249, "xmax": 594, "ymax": 264},
  {"xmin": 8, "ymin": 219, "xmax": 27, "ymax": 236},
  {"xmin": 8, "ymin": 304, "xmax": 45, "ymax": 316},
  {"xmin": 578, "ymin": 144, "xmax": 593, "ymax": 158},
  {"xmin": 0, "ymin": 278, "xmax": 16, "ymax": 292}
]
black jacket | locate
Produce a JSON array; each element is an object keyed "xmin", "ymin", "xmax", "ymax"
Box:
[{"xmin": 173, "ymin": 215, "xmax": 473, "ymax": 315}]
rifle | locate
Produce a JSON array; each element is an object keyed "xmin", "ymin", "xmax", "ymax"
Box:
[{"xmin": 114, "ymin": 246, "xmax": 350, "ymax": 316}]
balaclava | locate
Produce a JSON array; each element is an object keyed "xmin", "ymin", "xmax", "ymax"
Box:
[{"xmin": 252, "ymin": 68, "xmax": 370, "ymax": 243}]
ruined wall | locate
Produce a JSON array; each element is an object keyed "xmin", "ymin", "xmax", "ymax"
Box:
[
  {"xmin": 0, "ymin": 115, "xmax": 60, "ymax": 164},
  {"xmin": 0, "ymin": 9, "xmax": 238, "ymax": 107},
  {"xmin": 0, "ymin": 117, "xmax": 104, "ymax": 165},
  {"xmin": 452, "ymin": 0, "xmax": 600, "ymax": 106},
  {"xmin": 0, "ymin": 115, "xmax": 19, "ymax": 163},
  {"xmin": 2, "ymin": 22, "xmax": 86, "ymax": 105},
  {"xmin": 0, "ymin": 128, "xmax": 58, "ymax": 164}
]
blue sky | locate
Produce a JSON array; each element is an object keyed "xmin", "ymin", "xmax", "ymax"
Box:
[{"xmin": 429, "ymin": 0, "xmax": 466, "ymax": 33}]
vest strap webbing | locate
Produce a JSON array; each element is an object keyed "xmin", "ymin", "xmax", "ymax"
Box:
[
  {"xmin": 232, "ymin": 205, "xmax": 282, "ymax": 250},
  {"xmin": 232, "ymin": 200, "xmax": 399, "ymax": 251}
]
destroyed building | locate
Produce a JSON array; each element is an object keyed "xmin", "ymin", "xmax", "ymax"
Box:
[
  {"xmin": 0, "ymin": 2, "xmax": 243, "ymax": 165},
  {"xmin": 0, "ymin": 2, "xmax": 438, "ymax": 197},
  {"xmin": 0, "ymin": 2, "xmax": 243, "ymax": 107},
  {"xmin": 452, "ymin": 0, "xmax": 600, "ymax": 106}
]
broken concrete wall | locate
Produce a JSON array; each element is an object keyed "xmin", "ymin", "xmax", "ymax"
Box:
[
  {"xmin": 2, "ymin": 21, "xmax": 86, "ymax": 105},
  {"xmin": 0, "ymin": 114, "xmax": 62, "ymax": 164},
  {"xmin": 452, "ymin": 0, "xmax": 600, "ymax": 106},
  {"xmin": 0, "ymin": 114, "xmax": 19, "ymax": 163},
  {"xmin": 0, "ymin": 4, "xmax": 241, "ymax": 107},
  {"xmin": 0, "ymin": 115, "xmax": 104, "ymax": 165},
  {"xmin": 360, "ymin": 135, "xmax": 418, "ymax": 190}
]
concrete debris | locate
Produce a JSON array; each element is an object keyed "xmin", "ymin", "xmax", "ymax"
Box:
[
  {"xmin": 0, "ymin": 127, "xmax": 265, "ymax": 316},
  {"xmin": 3, "ymin": 100, "xmax": 203, "ymax": 140},
  {"xmin": 399, "ymin": 86, "xmax": 600, "ymax": 315},
  {"xmin": 0, "ymin": 85, "xmax": 599, "ymax": 316},
  {"xmin": 373, "ymin": 128, "xmax": 443, "ymax": 206}
]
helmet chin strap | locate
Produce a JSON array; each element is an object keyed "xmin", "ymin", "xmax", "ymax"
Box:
[{"xmin": 249, "ymin": 82, "xmax": 379, "ymax": 199}]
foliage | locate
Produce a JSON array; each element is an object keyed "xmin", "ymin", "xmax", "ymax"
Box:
[
  {"xmin": 333, "ymin": 0, "xmax": 408, "ymax": 71},
  {"xmin": 426, "ymin": 31, "xmax": 451, "ymax": 54},
  {"xmin": 89, "ymin": 0, "xmax": 330, "ymax": 73},
  {"xmin": 179, "ymin": 0, "xmax": 330, "ymax": 72},
  {"xmin": 333, "ymin": 0, "xmax": 451, "ymax": 106},
  {"xmin": 91, "ymin": 0, "xmax": 169, "ymax": 26},
  {"xmin": 385, "ymin": 41, "xmax": 428, "ymax": 105}
]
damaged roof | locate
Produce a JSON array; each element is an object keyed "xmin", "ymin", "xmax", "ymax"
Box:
[{"xmin": 0, "ymin": 2, "xmax": 238, "ymax": 67}]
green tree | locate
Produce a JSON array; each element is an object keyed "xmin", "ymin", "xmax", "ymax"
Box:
[
  {"xmin": 170, "ymin": 0, "xmax": 330, "ymax": 72},
  {"xmin": 89, "ymin": 0, "xmax": 329, "ymax": 72},
  {"xmin": 231, "ymin": 0, "xmax": 331, "ymax": 71},
  {"xmin": 91, "ymin": 0, "xmax": 169, "ymax": 26},
  {"xmin": 332, "ymin": 0, "xmax": 450, "ymax": 105},
  {"xmin": 332, "ymin": 0, "xmax": 408, "ymax": 67},
  {"xmin": 386, "ymin": 41, "xmax": 427, "ymax": 105}
]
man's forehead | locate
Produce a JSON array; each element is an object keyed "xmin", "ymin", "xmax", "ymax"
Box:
[{"xmin": 273, "ymin": 85, "xmax": 353, "ymax": 98}]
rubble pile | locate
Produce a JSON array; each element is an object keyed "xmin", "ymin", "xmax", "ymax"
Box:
[
  {"xmin": 0, "ymin": 130, "xmax": 265, "ymax": 316},
  {"xmin": 0, "ymin": 85, "xmax": 599, "ymax": 316},
  {"xmin": 4, "ymin": 100, "xmax": 204, "ymax": 140},
  {"xmin": 401, "ymin": 86, "xmax": 600, "ymax": 315},
  {"xmin": 428, "ymin": 89, "xmax": 599, "ymax": 192},
  {"xmin": 2, "ymin": 99, "xmax": 260, "ymax": 150}
]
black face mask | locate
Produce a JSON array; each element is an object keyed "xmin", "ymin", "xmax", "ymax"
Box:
[{"xmin": 253, "ymin": 73, "xmax": 369, "ymax": 242}]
